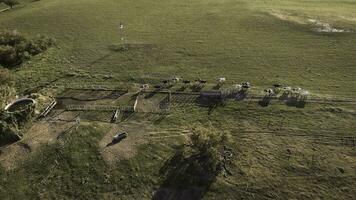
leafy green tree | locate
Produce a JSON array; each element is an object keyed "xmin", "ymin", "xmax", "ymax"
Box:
[
  {"xmin": 188, "ymin": 125, "xmax": 231, "ymax": 174},
  {"xmin": 158, "ymin": 124, "xmax": 233, "ymax": 194},
  {"xmin": 0, "ymin": 30, "xmax": 55, "ymax": 67}
]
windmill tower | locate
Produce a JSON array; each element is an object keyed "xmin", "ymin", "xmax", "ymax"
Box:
[{"xmin": 119, "ymin": 22, "xmax": 125, "ymax": 43}]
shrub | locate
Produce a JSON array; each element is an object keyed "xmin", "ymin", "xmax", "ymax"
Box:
[
  {"xmin": 189, "ymin": 125, "xmax": 231, "ymax": 174},
  {"xmin": 0, "ymin": 85, "xmax": 16, "ymax": 109},
  {"xmin": 0, "ymin": 30, "xmax": 55, "ymax": 67},
  {"xmin": 1, "ymin": 0, "xmax": 19, "ymax": 9},
  {"xmin": 0, "ymin": 68, "xmax": 14, "ymax": 85},
  {"xmin": 0, "ymin": 120, "xmax": 20, "ymax": 146},
  {"xmin": 26, "ymin": 35, "xmax": 56, "ymax": 55}
]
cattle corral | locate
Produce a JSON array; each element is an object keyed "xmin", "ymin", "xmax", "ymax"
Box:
[
  {"xmin": 34, "ymin": 82, "xmax": 356, "ymax": 125},
  {"xmin": 1, "ymin": 0, "xmax": 356, "ymax": 199}
]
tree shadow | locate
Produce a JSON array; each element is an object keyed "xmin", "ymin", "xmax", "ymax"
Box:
[
  {"xmin": 153, "ymin": 149, "xmax": 218, "ymax": 200},
  {"xmin": 196, "ymin": 96, "xmax": 224, "ymax": 115},
  {"xmin": 286, "ymin": 97, "xmax": 307, "ymax": 108}
]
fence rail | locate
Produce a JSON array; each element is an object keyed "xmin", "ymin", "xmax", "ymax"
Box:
[{"xmin": 65, "ymin": 104, "xmax": 134, "ymax": 112}]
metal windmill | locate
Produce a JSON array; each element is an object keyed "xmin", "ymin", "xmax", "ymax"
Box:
[{"xmin": 119, "ymin": 21, "xmax": 125, "ymax": 43}]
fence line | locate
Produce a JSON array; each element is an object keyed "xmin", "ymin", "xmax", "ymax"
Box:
[{"xmin": 64, "ymin": 104, "xmax": 134, "ymax": 112}]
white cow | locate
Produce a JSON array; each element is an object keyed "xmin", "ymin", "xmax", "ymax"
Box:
[
  {"xmin": 141, "ymin": 84, "xmax": 149, "ymax": 90},
  {"xmin": 172, "ymin": 77, "xmax": 180, "ymax": 82},
  {"xmin": 218, "ymin": 77, "xmax": 226, "ymax": 83}
]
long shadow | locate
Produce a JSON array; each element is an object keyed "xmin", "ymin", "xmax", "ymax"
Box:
[
  {"xmin": 121, "ymin": 110, "xmax": 135, "ymax": 122},
  {"xmin": 279, "ymin": 92, "xmax": 290, "ymax": 101},
  {"xmin": 154, "ymin": 114, "xmax": 167, "ymax": 125},
  {"xmin": 106, "ymin": 137, "xmax": 125, "ymax": 147},
  {"xmin": 196, "ymin": 96, "xmax": 224, "ymax": 115},
  {"xmin": 259, "ymin": 94, "xmax": 273, "ymax": 107},
  {"xmin": 159, "ymin": 95, "xmax": 170, "ymax": 110},
  {"xmin": 145, "ymin": 88, "xmax": 162, "ymax": 99},
  {"xmin": 153, "ymin": 149, "xmax": 218, "ymax": 200},
  {"xmin": 190, "ymin": 84, "xmax": 204, "ymax": 92},
  {"xmin": 286, "ymin": 96, "xmax": 307, "ymax": 108},
  {"xmin": 235, "ymin": 90, "xmax": 248, "ymax": 101},
  {"xmin": 0, "ymin": 133, "xmax": 21, "ymax": 148},
  {"xmin": 58, "ymin": 90, "xmax": 126, "ymax": 101},
  {"xmin": 212, "ymin": 84, "xmax": 222, "ymax": 90},
  {"xmin": 130, "ymin": 92, "xmax": 139, "ymax": 101}
]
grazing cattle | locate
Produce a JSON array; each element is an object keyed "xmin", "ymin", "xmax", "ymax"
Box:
[
  {"xmin": 234, "ymin": 84, "xmax": 242, "ymax": 90},
  {"xmin": 218, "ymin": 77, "xmax": 226, "ymax": 83},
  {"xmin": 302, "ymin": 90, "xmax": 309, "ymax": 95},
  {"xmin": 141, "ymin": 84, "xmax": 149, "ymax": 89},
  {"xmin": 264, "ymin": 88, "xmax": 274, "ymax": 94},
  {"xmin": 183, "ymin": 80, "xmax": 191, "ymax": 84},
  {"xmin": 283, "ymin": 86, "xmax": 291, "ymax": 91},
  {"xmin": 242, "ymin": 82, "xmax": 251, "ymax": 88},
  {"xmin": 199, "ymin": 80, "xmax": 207, "ymax": 84},
  {"xmin": 292, "ymin": 87, "xmax": 302, "ymax": 92},
  {"xmin": 172, "ymin": 77, "xmax": 180, "ymax": 82}
]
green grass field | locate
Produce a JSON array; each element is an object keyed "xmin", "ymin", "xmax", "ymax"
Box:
[
  {"xmin": 0, "ymin": 0, "xmax": 356, "ymax": 199},
  {"xmin": 1, "ymin": 0, "xmax": 356, "ymax": 96}
]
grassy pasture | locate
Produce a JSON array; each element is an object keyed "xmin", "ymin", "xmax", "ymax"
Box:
[
  {"xmin": 0, "ymin": 0, "xmax": 356, "ymax": 199},
  {"xmin": 1, "ymin": 103, "xmax": 355, "ymax": 199},
  {"xmin": 0, "ymin": 0, "xmax": 355, "ymax": 96}
]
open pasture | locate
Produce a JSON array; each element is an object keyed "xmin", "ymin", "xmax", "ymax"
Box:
[{"xmin": 1, "ymin": 0, "xmax": 356, "ymax": 199}]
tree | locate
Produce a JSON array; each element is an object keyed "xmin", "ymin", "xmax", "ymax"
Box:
[
  {"xmin": 157, "ymin": 124, "xmax": 233, "ymax": 198},
  {"xmin": 0, "ymin": 30, "xmax": 55, "ymax": 67},
  {"xmin": 188, "ymin": 125, "xmax": 232, "ymax": 174},
  {"xmin": 2, "ymin": 0, "xmax": 19, "ymax": 9},
  {"xmin": 0, "ymin": 85, "xmax": 16, "ymax": 109}
]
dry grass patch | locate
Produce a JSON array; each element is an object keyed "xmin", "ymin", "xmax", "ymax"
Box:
[{"xmin": 0, "ymin": 121, "xmax": 74, "ymax": 170}]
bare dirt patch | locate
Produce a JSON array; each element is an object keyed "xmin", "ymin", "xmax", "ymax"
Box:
[
  {"xmin": 99, "ymin": 120, "xmax": 155, "ymax": 164},
  {"xmin": 0, "ymin": 121, "xmax": 74, "ymax": 170},
  {"xmin": 308, "ymin": 19, "xmax": 348, "ymax": 33},
  {"xmin": 136, "ymin": 93, "xmax": 167, "ymax": 113},
  {"xmin": 269, "ymin": 11, "xmax": 307, "ymax": 25},
  {"xmin": 269, "ymin": 11, "xmax": 350, "ymax": 33}
]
